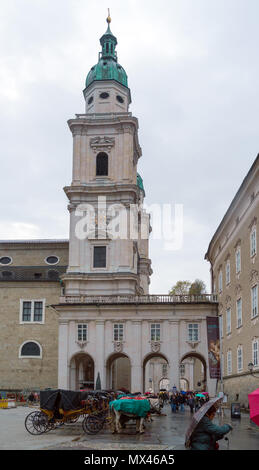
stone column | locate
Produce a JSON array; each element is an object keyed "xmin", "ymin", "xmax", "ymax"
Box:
[
  {"xmin": 95, "ymin": 320, "xmax": 106, "ymax": 388},
  {"xmin": 168, "ymin": 321, "xmax": 180, "ymax": 390},
  {"xmin": 72, "ymin": 129, "xmax": 82, "ymax": 185},
  {"xmin": 131, "ymin": 320, "xmax": 142, "ymax": 392},
  {"xmin": 58, "ymin": 320, "xmax": 69, "ymax": 389},
  {"xmin": 68, "ymin": 205, "xmax": 80, "ymax": 271}
]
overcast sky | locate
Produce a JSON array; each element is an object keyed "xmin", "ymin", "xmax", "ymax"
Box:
[{"xmin": 0, "ymin": 0, "xmax": 258, "ymax": 294}]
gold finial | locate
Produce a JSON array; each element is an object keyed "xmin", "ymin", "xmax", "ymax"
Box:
[{"xmin": 107, "ymin": 8, "xmax": 111, "ymax": 24}]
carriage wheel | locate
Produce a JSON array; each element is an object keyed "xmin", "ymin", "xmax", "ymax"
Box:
[
  {"xmin": 82, "ymin": 415, "xmax": 104, "ymax": 434},
  {"xmin": 25, "ymin": 411, "xmax": 49, "ymax": 435},
  {"xmin": 65, "ymin": 414, "xmax": 80, "ymax": 424}
]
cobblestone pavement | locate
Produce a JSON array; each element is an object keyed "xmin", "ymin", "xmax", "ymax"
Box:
[{"xmin": 1, "ymin": 404, "xmax": 259, "ymax": 450}]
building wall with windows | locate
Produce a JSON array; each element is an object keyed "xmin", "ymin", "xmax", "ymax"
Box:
[
  {"xmin": 0, "ymin": 240, "xmax": 68, "ymax": 391},
  {"xmin": 205, "ymin": 155, "xmax": 259, "ymax": 406}
]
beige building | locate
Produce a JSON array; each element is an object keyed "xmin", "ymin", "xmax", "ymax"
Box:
[
  {"xmin": 0, "ymin": 240, "xmax": 68, "ymax": 391},
  {"xmin": 205, "ymin": 155, "xmax": 259, "ymax": 406}
]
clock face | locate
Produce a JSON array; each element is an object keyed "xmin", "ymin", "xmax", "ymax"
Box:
[
  {"xmin": 116, "ymin": 95, "xmax": 124, "ymax": 104},
  {"xmin": 88, "ymin": 96, "xmax": 93, "ymax": 105}
]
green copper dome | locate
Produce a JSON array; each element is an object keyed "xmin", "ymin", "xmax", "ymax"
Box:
[
  {"xmin": 137, "ymin": 173, "xmax": 145, "ymax": 194},
  {"xmin": 85, "ymin": 21, "xmax": 128, "ymax": 89}
]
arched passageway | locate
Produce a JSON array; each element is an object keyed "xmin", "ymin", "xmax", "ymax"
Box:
[
  {"xmin": 69, "ymin": 353, "xmax": 95, "ymax": 390},
  {"xmin": 180, "ymin": 352, "xmax": 207, "ymax": 392},
  {"xmin": 106, "ymin": 353, "xmax": 131, "ymax": 391},
  {"xmin": 143, "ymin": 353, "xmax": 169, "ymax": 394}
]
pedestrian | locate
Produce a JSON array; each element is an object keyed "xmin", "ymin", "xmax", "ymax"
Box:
[
  {"xmin": 179, "ymin": 393, "xmax": 185, "ymax": 412},
  {"xmin": 188, "ymin": 395, "xmax": 195, "ymax": 414},
  {"xmin": 189, "ymin": 405, "xmax": 232, "ymax": 450},
  {"xmin": 170, "ymin": 394, "xmax": 177, "ymax": 413},
  {"xmin": 28, "ymin": 392, "xmax": 35, "ymax": 404}
]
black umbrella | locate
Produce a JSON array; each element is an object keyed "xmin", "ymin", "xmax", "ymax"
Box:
[{"xmin": 185, "ymin": 397, "xmax": 222, "ymax": 448}]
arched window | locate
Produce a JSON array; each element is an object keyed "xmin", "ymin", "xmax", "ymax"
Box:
[
  {"xmin": 19, "ymin": 341, "xmax": 42, "ymax": 358},
  {"xmin": 96, "ymin": 152, "xmax": 108, "ymax": 176}
]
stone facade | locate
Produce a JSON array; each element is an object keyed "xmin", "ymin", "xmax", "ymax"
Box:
[
  {"xmin": 205, "ymin": 155, "xmax": 259, "ymax": 406},
  {"xmin": 0, "ymin": 240, "xmax": 68, "ymax": 391}
]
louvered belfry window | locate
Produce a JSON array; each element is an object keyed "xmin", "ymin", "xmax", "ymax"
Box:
[{"xmin": 96, "ymin": 152, "xmax": 108, "ymax": 176}]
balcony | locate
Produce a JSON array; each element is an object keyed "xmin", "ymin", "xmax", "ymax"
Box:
[{"xmin": 59, "ymin": 294, "xmax": 218, "ymax": 305}]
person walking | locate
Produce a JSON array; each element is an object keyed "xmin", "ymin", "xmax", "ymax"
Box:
[
  {"xmin": 179, "ymin": 393, "xmax": 185, "ymax": 412},
  {"xmin": 170, "ymin": 394, "xmax": 177, "ymax": 413},
  {"xmin": 188, "ymin": 395, "xmax": 195, "ymax": 414},
  {"xmin": 189, "ymin": 405, "xmax": 232, "ymax": 450}
]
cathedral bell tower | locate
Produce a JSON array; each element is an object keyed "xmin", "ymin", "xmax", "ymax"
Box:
[{"xmin": 62, "ymin": 14, "xmax": 152, "ymax": 297}]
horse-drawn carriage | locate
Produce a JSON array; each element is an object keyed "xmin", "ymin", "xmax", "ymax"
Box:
[
  {"xmin": 24, "ymin": 388, "xmax": 115, "ymax": 435},
  {"xmin": 24, "ymin": 389, "xmax": 163, "ymax": 436}
]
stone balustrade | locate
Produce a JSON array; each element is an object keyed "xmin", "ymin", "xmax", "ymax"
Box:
[{"xmin": 59, "ymin": 294, "xmax": 218, "ymax": 304}]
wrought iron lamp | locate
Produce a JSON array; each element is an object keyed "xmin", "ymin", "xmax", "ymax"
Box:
[{"xmin": 248, "ymin": 362, "xmax": 259, "ymax": 378}]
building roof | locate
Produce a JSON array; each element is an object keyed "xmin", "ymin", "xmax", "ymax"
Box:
[
  {"xmin": 0, "ymin": 239, "xmax": 68, "ymax": 246},
  {"xmin": 85, "ymin": 18, "xmax": 128, "ymax": 89}
]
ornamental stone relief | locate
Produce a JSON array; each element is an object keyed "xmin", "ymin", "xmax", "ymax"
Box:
[
  {"xmin": 113, "ymin": 341, "xmax": 123, "ymax": 353},
  {"xmin": 150, "ymin": 341, "xmax": 161, "ymax": 353},
  {"xmin": 250, "ymin": 270, "xmax": 259, "ymax": 284},
  {"xmin": 235, "ymin": 284, "xmax": 242, "ymax": 296},
  {"xmin": 90, "ymin": 136, "xmax": 115, "ymax": 153},
  {"xmin": 225, "ymin": 295, "xmax": 231, "ymax": 306},
  {"xmin": 76, "ymin": 340, "xmax": 87, "ymax": 350}
]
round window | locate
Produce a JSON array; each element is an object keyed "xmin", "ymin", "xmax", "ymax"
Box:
[
  {"xmin": 0, "ymin": 256, "xmax": 12, "ymax": 265},
  {"xmin": 88, "ymin": 96, "xmax": 93, "ymax": 105},
  {"xmin": 116, "ymin": 95, "xmax": 124, "ymax": 104},
  {"xmin": 100, "ymin": 92, "xmax": 109, "ymax": 99},
  {"xmin": 45, "ymin": 256, "xmax": 59, "ymax": 265}
]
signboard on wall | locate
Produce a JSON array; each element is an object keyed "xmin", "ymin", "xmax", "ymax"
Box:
[{"xmin": 206, "ymin": 317, "xmax": 221, "ymax": 379}]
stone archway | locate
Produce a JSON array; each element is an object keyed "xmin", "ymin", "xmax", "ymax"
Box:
[
  {"xmin": 143, "ymin": 353, "xmax": 169, "ymax": 394},
  {"xmin": 69, "ymin": 352, "xmax": 95, "ymax": 391},
  {"xmin": 180, "ymin": 352, "xmax": 207, "ymax": 392},
  {"xmin": 106, "ymin": 353, "xmax": 131, "ymax": 391}
]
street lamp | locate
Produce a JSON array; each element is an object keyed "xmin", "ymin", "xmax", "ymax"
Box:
[{"xmin": 248, "ymin": 362, "xmax": 259, "ymax": 378}]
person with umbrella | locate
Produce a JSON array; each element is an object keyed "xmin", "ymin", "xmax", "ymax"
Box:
[{"xmin": 185, "ymin": 397, "xmax": 232, "ymax": 450}]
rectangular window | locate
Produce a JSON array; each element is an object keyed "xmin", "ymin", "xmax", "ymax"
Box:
[
  {"xmin": 218, "ymin": 271, "xmax": 222, "ymax": 293},
  {"xmin": 78, "ymin": 324, "xmax": 88, "ymax": 342},
  {"xmin": 114, "ymin": 323, "xmax": 124, "ymax": 341},
  {"xmin": 151, "ymin": 323, "xmax": 160, "ymax": 341},
  {"xmin": 188, "ymin": 323, "xmax": 199, "ymax": 342},
  {"xmin": 236, "ymin": 249, "xmax": 241, "ymax": 274},
  {"xmin": 226, "ymin": 262, "xmax": 230, "ymax": 285},
  {"xmin": 34, "ymin": 302, "xmax": 43, "ymax": 322},
  {"xmin": 251, "ymin": 228, "xmax": 257, "ymax": 257},
  {"xmin": 226, "ymin": 308, "xmax": 231, "ymax": 334},
  {"xmin": 21, "ymin": 300, "xmax": 44, "ymax": 323},
  {"xmin": 180, "ymin": 364, "xmax": 185, "ymax": 377},
  {"xmin": 236, "ymin": 298, "xmax": 242, "ymax": 328},
  {"xmin": 93, "ymin": 246, "xmax": 106, "ymax": 268},
  {"xmin": 237, "ymin": 346, "xmax": 243, "ymax": 372},
  {"xmin": 252, "ymin": 285, "xmax": 258, "ymax": 318},
  {"xmin": 22, "ymin": 301, "xmax": 32, "ymax": 322},
  {"xmin": 162, "ymin": 364, "xmax": 167, "ymax": 376},
  {"xmin": 219, "ymin": 316, "xmax": 223, "ymax": 339},
  {"xmin": 227, "ymin": 350, "xmax": 232, "ymax": 375},
  {"xmin": 253, "ymin": 340, "xmax": 259, "ymax": 367}
]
